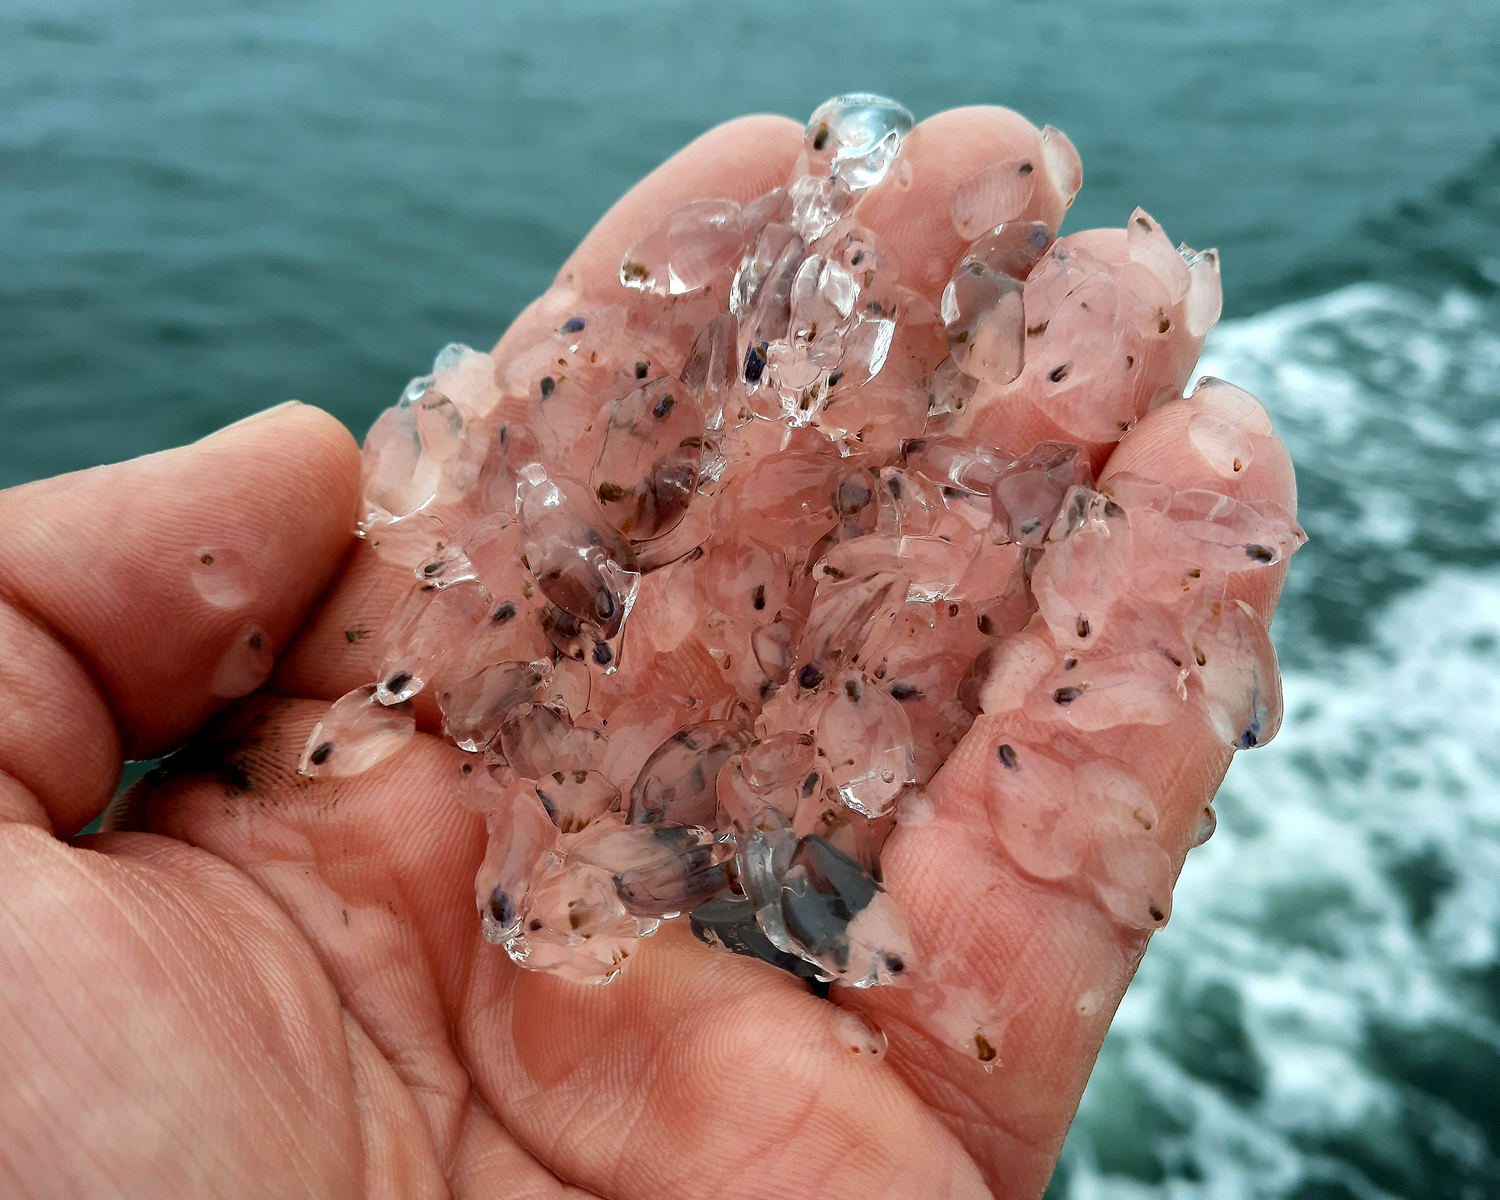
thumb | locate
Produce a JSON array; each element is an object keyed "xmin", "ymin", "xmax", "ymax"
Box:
[{"xmin": 0, "ymin": 401, "xmax": 360, "ymax": 833}]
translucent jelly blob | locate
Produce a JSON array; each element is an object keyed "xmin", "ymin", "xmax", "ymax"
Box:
[
  {"xmin": 833, "ymin": 1006, "xmax": 889, "ymax": 1061},
  {"xmin": 571, "ymin": 821, "xmax": 733, "ymax": 917},
  {"xmin": 591, "ymin": 376, "xmax": 705, "ymax": 540},
  {"xmin": 189, "ymin": 546, "xmax": 253, "ymax": 608},
  {"xmin": 437, "ymin": 658, "xmax": 552, "ymax": 753},
  {"xmin": 804, "ymin": 93, "xmax": 915, "ymax": 190},
  {"xmin": 629, "ymin": 721, "xmax": 754, "ymax": 826},
  {"xmin": 1040, "ymin": 125, "xmax": 1083, "ymax": 206},
  {"xmin": 475, "ymin": 780, "xmax": 556, "ymax": 943},
  {"xmin": 952, "ymin": 159, "xmax": 1042, "ymax": 241},
  {"xmin": 621, "ymin": 200, "xmax": 746, "ymax": 297},
  {"xmin": 815, "ymin": 673, "xmax": 916, "ymax": 817},
  {"xmin": 342, "ymin": 91, "xmax": 1304, "ymax": 1000},
  {"xmin": 298, "ymin": 685, "xmax": 415, "ymax": 778},
  {"xmin": 210, "ymin": 623, "xmax": 275, "ymax": 699}
]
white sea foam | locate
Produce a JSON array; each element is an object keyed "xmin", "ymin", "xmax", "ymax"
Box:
[{"xmin": 1057, "ymin": 285, "xmax": 1500, "ymax": 1197}]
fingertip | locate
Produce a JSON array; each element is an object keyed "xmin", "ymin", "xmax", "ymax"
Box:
[
  {"xmin": 0, "ymin": 403, "xmax": 364, "ymax": 828},
  {"xmin": 207, "ymin": 400, "xmax": 364, "ymax": 509},
  {"xmin": 1103, "ymin": 377, "xmax": 1297, "ymax": 515}
]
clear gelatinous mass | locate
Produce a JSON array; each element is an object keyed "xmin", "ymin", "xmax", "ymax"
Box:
[{"xmin": 340, "ymin": 95, "xmax": 1303, "ymax": 991}]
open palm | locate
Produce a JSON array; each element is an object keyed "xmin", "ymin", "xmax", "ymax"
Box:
[{"xmin": 0, "ymin": 107, "xmax": 1295, "ymax": 1199}]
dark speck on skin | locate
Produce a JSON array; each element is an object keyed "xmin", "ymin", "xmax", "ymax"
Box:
[
  {"xmin": 635, "ymin": 361, "xmax": 649, "ymax": 379},
  {"xmin": 593, "ymin": 642, "xmax": 613, "ymax": 666},
  {"xmin": 997, "ymin": 744, "xmax": 1017, "ymax": 770},
  {"xmin": 797, "ymin": 664, "xmax": 822, "ymax": 689},
  {"xmin": 386, "ymin": 671, "xmax": 412, "ymax": 693},
  {"xmin": 309, "ymin": 741, "xmax": 334, "ymax": 766},
  {"xmin": 561, "ymin": 316, "xmax": 585, "ymax": 333}
]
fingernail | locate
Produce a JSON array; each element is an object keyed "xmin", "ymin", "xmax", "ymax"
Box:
[{"xmin": 203, "ymin": 399, "xmax": 304, "ymax": 441}]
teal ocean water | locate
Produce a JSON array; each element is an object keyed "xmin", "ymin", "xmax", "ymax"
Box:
[{"xmin": 3, "ymin": 2, "xmax": 1499, "ymax": 1195}]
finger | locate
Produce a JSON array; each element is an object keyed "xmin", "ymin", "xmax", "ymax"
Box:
[
  {"xmin": 853, "ymin": 106, "xmax": 1074, "ymax": 300},
  {"xmin": 844, "ymin": 384, "xmax": 1297, "ymax": 1195},
  {"xmin": 1102, "ymin": 377, "xmax": 1297, "ymax": 619},
  {"xmin": 0, "ymin": 403, "xmax": 359, "ymax": 833},
  {"xmin": 341, "ymin": 1009, "xmax": 452, "ymax": 1200},
  {"xmin": 137, "ymin": 698, "xmax": 993, "ymax": 1200},
  {"xmin": 273, "ymin": 116, "xmax": 805, "ymax": 708}
]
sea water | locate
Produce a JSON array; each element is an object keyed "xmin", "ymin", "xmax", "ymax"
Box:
[{"xmin": 2, "ymin": 2, "xmax": 1497, "ymax": 1195}]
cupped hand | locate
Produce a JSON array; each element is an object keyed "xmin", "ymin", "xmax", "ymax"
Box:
[{"xmin": 0, "ymin": 108, "xmax": 1295, "ymax": 1200}]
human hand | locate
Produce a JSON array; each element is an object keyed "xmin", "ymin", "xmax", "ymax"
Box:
[{"xmin": 0, "ymin": 107, "xmax": 1296, "ymax": 1199}]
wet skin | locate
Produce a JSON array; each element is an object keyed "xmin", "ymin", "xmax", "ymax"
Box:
[{"xmin": 0, "ymin": 108, "xmax": 1294, "ymax": 1199}]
